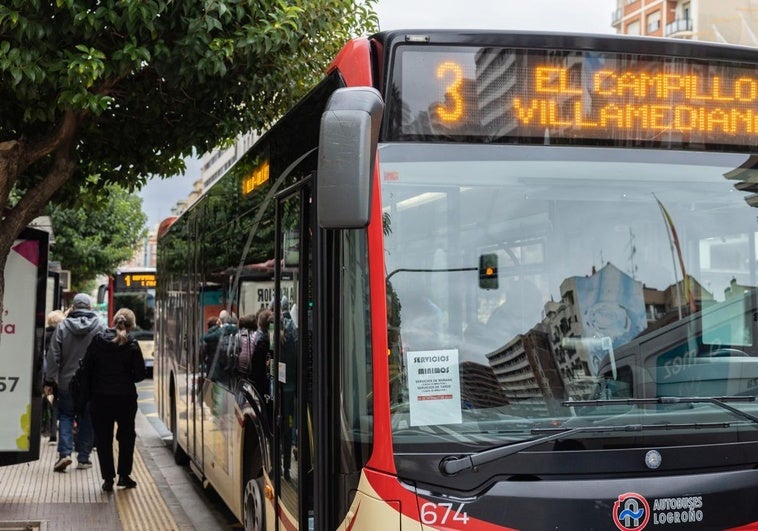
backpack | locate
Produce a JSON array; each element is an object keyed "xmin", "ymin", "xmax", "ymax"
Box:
[
  {"xmin": 236, "ymin": 329, "xmax": 253, "ymax": 374},
  {"xmin": 282, "ymin": 312, "xmax": 297, "ymax": 353},
  {"xmin": 215, "ymin": 324, "xmax": 239, "ymax": 371},
  {"xmin": 69, "ymin": 356, "xmax": 91, "ymax": 413},
  {"xmin": 280, "ymin": 312, "xmax": 298, "ymax": 385}
]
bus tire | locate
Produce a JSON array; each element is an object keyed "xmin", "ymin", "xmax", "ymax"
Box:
[
  {"xmin": 243, "ymin": 424, "xmax": 265, "ymax": 531},
  {"xmin": 170, "ymin": 389, "xmax": 190, "ymax": 466},
  {"xmin": 243, "ymin": 474, "xmax": 265, "ymax": 531}
]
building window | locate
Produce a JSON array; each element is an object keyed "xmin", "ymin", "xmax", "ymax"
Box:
[
  {"xmin": 626, "ymin": 20, "xmax": 641, "ymax": 35},
  {"xmin": 647, "ymin": 10, "xmax": 661, "ymax": 33}
]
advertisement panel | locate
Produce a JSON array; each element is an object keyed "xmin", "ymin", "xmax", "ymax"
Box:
[{"xmin": 0, "ymin": 228, "xmax": 47, "ymax": 465}]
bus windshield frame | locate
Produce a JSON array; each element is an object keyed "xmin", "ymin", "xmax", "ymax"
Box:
[
  {"xmin": 385, "ymin": 41, "xmax": 758, "ymax": 152},
  {"xmin": 379, "ymin": 142, "xmax": 758, "ymax": 459}
]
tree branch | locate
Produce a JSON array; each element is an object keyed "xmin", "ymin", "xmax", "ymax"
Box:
[
  {"xmin": 1, "ymin": 116, "xmax": 80, "ymax": 251},
  {"xmin": 23, "ymin": 110, "xmax": 80, "ymax": 168},
  {"xmin": 0, "ymin": 140, "xmax": 21, "ymax": 211}
]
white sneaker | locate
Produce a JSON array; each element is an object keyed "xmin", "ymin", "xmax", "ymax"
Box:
[
  {"xmin": 53, "ymin": 456, "xmax": 71, "ymax": 472},
  {"xmin": 77, "ymin": 460, "xmax": 93, "ymax": 470}
]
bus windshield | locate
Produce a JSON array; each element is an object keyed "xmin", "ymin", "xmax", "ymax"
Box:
[
  {"xmin": 100, "ymin": 269, "xmax": 157, "ymax": 372},
  {"xmin": 381, "ymin": 143, "xmax": 758, "ymax": 448},
  {"xmin": 110, "ymin": 269, "xmax": 156, "ymax": 338},
  {"xmin": 113, "ymin": 291, "xmax": 154, "ymax": 338}
]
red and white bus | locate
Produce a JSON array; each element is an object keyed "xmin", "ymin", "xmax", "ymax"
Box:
[
  {"xmin": 98, "ymin": 266, "xmax": 156, "ymax": 372},
  {"xmin": 155, "ymin": 30, "xmax": 758, "ymax": 530}
]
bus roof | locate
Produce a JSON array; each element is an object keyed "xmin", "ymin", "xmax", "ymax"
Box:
[{"xmin": 370, "ymin": 29, "xmax": 758, "ymax": 61}]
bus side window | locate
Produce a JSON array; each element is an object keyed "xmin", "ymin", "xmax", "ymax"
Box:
[{"xmin": 207, "ymin": 320, "xmax": 239, "ymax": 389}]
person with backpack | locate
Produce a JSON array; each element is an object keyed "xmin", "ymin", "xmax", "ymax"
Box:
[
  {"xmin": 42, "ymin": 309, "xmax": 65, "ymax": 445},
  {"xmin": 203, "ymin": 310, "xmax": 238, "ymax": 381},
  {"xmin": 277, "ymin": 299, "xmax": 298, "ymax": 482},
  {"xmin": 86, "ymin": 308, "xmax": 146, "ymax": 492},
  {"xmin": 235, "ymin": 313, "xmax": 257, "ymax": 376},
  {"xmin": 46, "ymin": 293, "xmax": 104, "ymax": 473},
  {"xmin": 250, "ymin": 309, "xmax": 273, "ymax": 400}
]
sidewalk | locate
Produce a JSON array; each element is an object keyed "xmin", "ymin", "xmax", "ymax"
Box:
[{"xmin": 0, "ymin": 406, "xmax": 229, "ymax": 530}]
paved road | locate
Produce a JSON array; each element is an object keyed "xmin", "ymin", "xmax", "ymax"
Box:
[
  {"xmin": 136, "ymin": 378, "xmax": 239, "ymax": 529},
  {"xmin": 0, "ymin": 378, "xmax": 238, "ymax": 530}
]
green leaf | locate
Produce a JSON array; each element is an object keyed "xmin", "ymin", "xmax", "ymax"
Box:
[{"xmin": 0, "ymin": 0, "xmax": 379, "ymax": 290}]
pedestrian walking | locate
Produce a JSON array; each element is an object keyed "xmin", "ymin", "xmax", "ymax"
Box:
[
  {"xmin": 42, "ymin": 310, "xmax": 65, "ymax": 445},
  {"xmin": 86, "ymin": 308, "xmax": 146, "ymax": 491},
  {"xmin": 46, "ymin": 293, "xmax": 104, "ymax": 472}
]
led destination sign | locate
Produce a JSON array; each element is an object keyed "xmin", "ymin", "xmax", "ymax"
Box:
[
  {"xmin": 115, "ymin": 272, "xmax": 157, "ymax": 291},
  {"xmin": 393, "ymin": 47, "xmax": 758, "ymax": 148},
  {"xmin": 514, "ymin": 66, "xmax": 757, "ymax": 133},
  {"xmin": 242, "ymin": 159, "xmax": 269, "ymax": 195}
]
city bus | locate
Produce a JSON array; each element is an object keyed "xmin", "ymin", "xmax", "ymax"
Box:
[
  {"xmin": 98, "ymin": 266, "xmax": 156, "ymax": 373},
  {"xmin": 154, "ymin": 30, "xmax": 758, "ymax": 530}
]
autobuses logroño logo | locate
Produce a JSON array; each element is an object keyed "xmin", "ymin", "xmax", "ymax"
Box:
[{"xmin": 612, "ymin": 492, "xmax": 704, "ymax": 530}]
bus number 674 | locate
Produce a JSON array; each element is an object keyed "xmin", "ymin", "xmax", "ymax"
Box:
[{"xmin": 420, "ymin": 502, "xmax": 470, "ymax": 526}]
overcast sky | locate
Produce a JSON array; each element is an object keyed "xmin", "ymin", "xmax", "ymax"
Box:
[
  {"xmin": 138, "ymin": 1, "xmax": 614, "ymax": 228},
  {"xmin": 375, "ymin": 0, "xmax": 613, "ymax": 33}
]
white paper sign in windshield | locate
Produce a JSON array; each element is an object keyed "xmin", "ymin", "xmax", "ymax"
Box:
[{"xmin": 407, "ymin": 349, "xmax": 462, "ymax": 426}]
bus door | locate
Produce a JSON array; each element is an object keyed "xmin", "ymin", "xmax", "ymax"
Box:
[
  {"xmin": 187, "ymin": 207, "xmax": 205, "ymax": 470},
  {"xmin": 273, "ymin": 183, "xmax": 314, "ymax": 529}
]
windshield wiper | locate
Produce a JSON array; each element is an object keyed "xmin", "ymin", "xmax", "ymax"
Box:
[
  {"xmin": 440, "ymin": 421, "xmax": 731, "ymax": 475},
  {"xmin": 565, "ymin": 396, "xmax": 758, "ymax": 425}
]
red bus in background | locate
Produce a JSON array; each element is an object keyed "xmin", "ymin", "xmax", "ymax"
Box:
[
  {"xmin": 156, "ymin": 30, "xmax": 758, "ymax": 530},
  {"xmin": 98, "ymin": 266, "xmax": 156, "ymax": 374}
]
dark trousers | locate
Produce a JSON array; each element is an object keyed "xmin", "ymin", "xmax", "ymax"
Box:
[
  {"xmin": 41, "ymin": 395, "xmax": 57, "ymax": 439},
  {"xmin": 90, "ymin": 394, "xmax": 138, "ymax": 481}
]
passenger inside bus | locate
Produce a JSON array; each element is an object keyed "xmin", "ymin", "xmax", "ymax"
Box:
[
  {"xmin": 398, "ymin": 288, "xmax": 444, "ymax": 351},
  {"xmin": 486, "ymin": 278, "xmax": 544, "ymax": 345},
  {"xmin": 234, "ymin": 313, "xmax": 257, "ymax": 375},
  {"xmin": 206, "ymin": 311, "xmax": 239, "ymax": 386},
  {"xmin": 250, "ymin": 309, "xmax": 273, "ymax": 401},
  {"xmin": 273, "ymin": 297, "xmax": 297, "ymax": 482},
  {"xmin": 201, "ymin": 316, "xmax": 219, "ymax": 374}
]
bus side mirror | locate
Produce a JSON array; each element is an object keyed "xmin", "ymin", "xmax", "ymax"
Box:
[{"xmin": 317, "ymin": 87, "xmax": 384, "ymax": 229}]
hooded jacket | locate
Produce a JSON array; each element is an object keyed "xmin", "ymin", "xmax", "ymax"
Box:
[
  {"xmin": 86, "ymin": 328, "xmax": 146, "ymax": 397},
  {"xmin": 46, "ymin": 309, "xmax": 104, "ymax": 390}
]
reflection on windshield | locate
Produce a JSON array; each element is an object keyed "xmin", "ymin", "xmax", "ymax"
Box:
[{"xmin": 381, "ymin": 144, "xmax": 758, "ymax": 444}]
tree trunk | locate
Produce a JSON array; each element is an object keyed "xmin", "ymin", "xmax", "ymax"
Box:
[
  {"xmin": 0, "ymin": 248, "xmax": 7, "ymax": 334},
  {"xmin": 0, "ymin": 111, "xmax": 80, "ymax": 323}
]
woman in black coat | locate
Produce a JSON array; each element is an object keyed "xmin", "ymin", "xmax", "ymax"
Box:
[{"xmin": 85, "ymin": 308, "xmax": 146, "ymax": 491}]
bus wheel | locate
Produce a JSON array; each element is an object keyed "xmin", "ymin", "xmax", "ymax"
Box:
[
  {"xmin": 243, "ymin": 475, "xmax": 265, "ymax": 531},
  {"xmin": 170, "ymin": 395, "xmax": 189, "ymax": 466}
]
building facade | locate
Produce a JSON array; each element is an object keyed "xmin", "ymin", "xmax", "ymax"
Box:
[
  {"xmin": 199, "ymin": 131, "xmax": 257, "ymax": 190},
  {"xmin": 612, "ymin": 0, "xmax": 758, "ymax": 45}
]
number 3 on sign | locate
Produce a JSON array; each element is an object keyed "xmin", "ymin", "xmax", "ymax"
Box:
[
  {"xmin": 435, "ymin": 61, "xmax": 464, "ymax": 122},
  {"xmin": 420, "ymin": 502, "xmax": 470, "ymax": 526}
]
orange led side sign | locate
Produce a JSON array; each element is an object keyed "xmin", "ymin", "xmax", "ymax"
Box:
[
  {"xmin": 242, "ymin": 160, "xmax": 270, "ymax": 195},
  {"xmin": 513, "ymin": 66, "xmax": 758, "ymax": 135}
]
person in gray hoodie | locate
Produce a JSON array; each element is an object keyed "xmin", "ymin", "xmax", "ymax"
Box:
[{"xmin": 46, "ymin": 293, "xmax": 105, "ymax": 472}]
